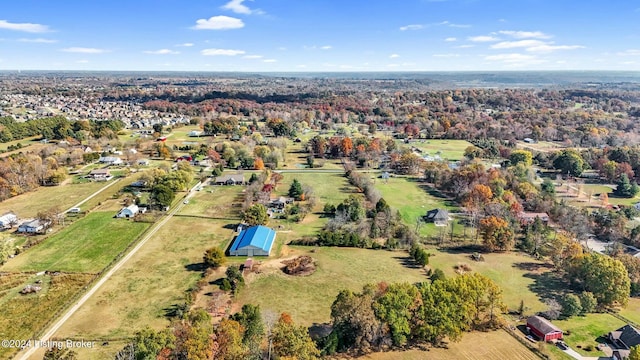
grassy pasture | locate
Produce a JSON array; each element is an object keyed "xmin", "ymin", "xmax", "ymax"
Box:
[
  {"xmin": 0, "ymin": 181, "xmax": 106, "ymax": 218},
  {"xmin": 426, "ymin": 249, "xmax": 548, "ymax": 314},
  {"xmin": 398, "ymin": 139, "xmax": 472, "ymax": 161},
  {"xmin": 1, "ymin": 212, "xmax": 149, "ymax": 273},
  {"xmin": 0, "ymin": 273, "xmax": 94, "ymax": 360},
  {"xmin": 618, "ymin": 297, "xmax": 640, "ymax": 325},
  {"xmin": 236, "ymin": 246, "xmax": 428, "ymax": 326},
  {"xmin": 56, "ymin": 187, "xmax": 242, "ymax": 339},
  {"xmin": 362, "ymin": 330, "xmax": 540, "ymax": 360}
]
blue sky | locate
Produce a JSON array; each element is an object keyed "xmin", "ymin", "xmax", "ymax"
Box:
[{"xmin": 0, "ymin": 0, "xmax": 639, "ymax": 71}]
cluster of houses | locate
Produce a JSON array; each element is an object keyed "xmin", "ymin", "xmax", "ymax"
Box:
[{"xmin": 0, "ymin": 212, "xmax": 51, "ymax": 234}]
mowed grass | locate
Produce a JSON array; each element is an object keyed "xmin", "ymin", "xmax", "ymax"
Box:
[
  {"xmin": 618, "ymin": 297, "xmax": 640, "ymax": 325},
  {"xmin": 236, "ymin": 246, "xmax": 428, "ymax": 326},
  {"xmin": 0, "ymin": 181, "xmax": 106, "ymax": 218},
  {"xmin": 0, "ymin": 273, "xmax": 93, "ymax": 360},
  {"xmin": 362, "ymin": 330, "xmax": 540, "ymax": 360},
  {"xmin": 56, "ymin": 188, "xmax": 242, "ymax": 339},
  {"xmin": 553, "ymin": 313, "xmax": 626, "ymax": 356},
  {"xmin": 2, "ymin": 212, "xmax": 149, "ymax": 273},
  {"xmin": 427, "ymin": 250, "xmax": 548, "ymax": 313},
  {"xmin": 398, "ymin": 139, "xmax": 472, "ymax": 161},
  {"xmin": 276, "ymin": 172, "xmax": 351, "ymax": 209},
  {"xmin": 557, "ymin": 182, "xmax": 640, "ymax": 208}
]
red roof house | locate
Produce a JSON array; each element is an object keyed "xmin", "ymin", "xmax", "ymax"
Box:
[{"xmin": 527, "ymin": 316, "xmax": 563, "ymax": 341}]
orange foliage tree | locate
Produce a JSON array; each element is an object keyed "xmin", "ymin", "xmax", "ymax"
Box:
[{"xmin": 479, "ymin": 216, "xmax": 515, "ymax": 252}]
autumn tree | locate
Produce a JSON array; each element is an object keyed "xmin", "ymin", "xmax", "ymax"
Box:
[
  {"xmin": 254, "ymin": 157, "xmax": 265, "ymax": 170},
  {"xmin": 553, "ymin": 149, "xmax": 584, "ymax": 177},
  {"xmin": 629, "ymin": 345, "xmax": 640, "ymax": 360},
  {"xmin": 570, "ymin": 253, "xmax": 630, "ymax": 308},
  {"xmin": 215, "ymin": 319, "xmax": 248, "ymax": 360},
  {"xmin": 243, "ymin": 204, "xmax": 268, "ymax": 225},
  {"xmin": 203, "ymin": 247, "xmax": 226, "ymax": 269},
  {"xmin": 173, "ymin": 309, "xmax": 215, "ymax": 360},
  {"xmin": 340, "ymin": 137, "xmax": 354, "ymax": 157},
  {"xmin": 509, "ymin": 149, "xmax": 533, "ymax": 167},
  {"xmin": 272, "ymin": 312, "xmax": 320, "ymax": 360},
  {"xmin": 373, "ymin": 282, "xmax": 421, "ymax": 346},
  {"xmin": 230, "ymin": 304, "xmax": 264, "ymax": 358},
  {"xmin": 479, "ymin": 216, "xmax": 515, "ymax": 252}
]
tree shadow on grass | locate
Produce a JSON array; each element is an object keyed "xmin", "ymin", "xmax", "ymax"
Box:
[
  {"xmin": 521, "ymin": 268, "xmax": 568, "ymax": 303},
  {"xmin": 393, "ymin": 255, "xmax": 423, "ymax": 269},
  {"xmin": 309, "ymin": 323, "xmax": 332, "ymax": 340},
  {"xmin": 185, "ymin": 262, "xmax": 206, "ymax": 272},
  {"xmin": 513, "ymin": 262, "xmax": 555, "ymax": 272}
]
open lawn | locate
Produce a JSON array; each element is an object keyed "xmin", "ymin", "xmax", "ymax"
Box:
[
  {"xmin": 0, "ymin": 181, "xmax": 106, "ymax": 218},
  {"xmin": 236, "ymin": 246, "xmax": 429, "ymax": 326},
  {"xmin": 553, "ymin": 313, "xmax": 626, "ymax": 357},
  {"xmin": 362, "ymin": 330, "xmax": 541, "ymax": 360},
  {"xmin": 398, "ymin": 139, "xmax": 472, "ymax": 161},
  {"xmin": 0, "ymin": 273, "xmax": 94, "ymax": 360},
  {"xmin": 427, "ymin": 250, "xmax": 548, "ymax": 313},
  {"xmin": 617, "ymin": 297, "xmax": 640, "ymax": 326},
  {"xmin": 373, "ymin": 175, "xmax": 464, "ymax": 238},
  {"xmin": 56, "ymin": 188, "xmax": 242, "ymax": 339},
  {"xmin": 1, "ymin": 212, "xmax": 149, "ymax": 273},
  {"xmin": 556, "ymin": 182, "xmax": 640, "ymax": 208}
]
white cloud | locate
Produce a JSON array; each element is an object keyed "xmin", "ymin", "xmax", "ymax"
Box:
[
  {"xmin": 498, "ymin": 30, "xmax": 552, "ymax": 39},
  {"xmin": 433, "ymin": 53, "xmax": 460, "ymax": 58},
  {"xmin": 221, "ymin": 0, "xmax": 264, "ymax": 15},
  {"xmin": 18, "ymin": 38, "xmax": 57, "ymax": 43},
  {"xmin": 400, "ymin": 24, "xmax": 424, "ymax": 31},
  {"xmin": 455, "ymin": 44, "xmax": 475, "ymax": 48},
  {"xmin": 389, "ymin": 54, "xmax": 400, "ymax": 58},
  {"xmin": 243, "ymin": 54, "xmax": 263, "ymax": 59},
  {"xmin": 76, "ymin": 59, "xmax": 89, "ymax": 64},
  {"xmin": 491, "ymin": 39, "xmax": 547, "ymax": 49},
  {"xmin": 0, "ymin": 20, "xmax": 50, "ymax": 33},
  {"xmin": 468, "ymin": 35, "xmax": 500, "ymax": 42},
  {"xmin": 263, "ymin": 59, "xmax": 277, "ymax": 63},
  {"xmin": 192, "ymin": 16, "xmax": 244, "ymax": 30},
  {"xmin": 321, "ymin": 45, "xmax": 332, "ymax": 50},
  {"xmin": 62, "ymin": 47, "xmax": 109, "ymax": 54},
  {"xmin": 177, "ymin": 43, "xmax": 194, "ymax": 47},
  {"xmin": 296, "ymin": 64, "xmax": 307, "ymax": 68},
  {"xmin": 201, "ymin": 48, "xmax": 245, "ymax": 56},
  {"xmin": 439, "ymin": 21, "xmax": 471, "ymax": 28},
  {"xmin": 617, "ymin": 49, "xmax": 640, "ymax": 56},
  {"xmin": 444, "ymin": 37, "xmax": 457, "ymax": 42},
  {"xmin": 485, "ymin": 53, "xmax": 536, "ymax": 63},
  {"xmin": 526, "ymin": 44, "xmax": 584, "ymax": 53},
  {"xmin": 144, "ymin": 49, "xmax": 180, "ymax": 55}
]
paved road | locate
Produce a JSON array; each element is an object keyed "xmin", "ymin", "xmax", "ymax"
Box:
[
  {"xmin": 15, "ymin": 180, "xmax": 204, "ymax": 360},
  {"xmin": 274, "ymin": 169, "xmax": 344, "ymax": 173}
]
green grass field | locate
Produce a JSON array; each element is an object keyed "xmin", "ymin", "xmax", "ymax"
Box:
[
  {"xmin": 617, "ymin": 297, "xmax": 640, "ymax": 326},
  {"xmin": 363, "ymin": 330, "xmax": 541, "ymax": 360},
  {"xmin": 398, "ymin": 139, "xmax": 472, "ymax": 161},
  {"xmin": 0, "ymin": 181, "xmax": 106, "ymax": 218},
  {"xmin": 56, "ymin": 187, "xmax": 243, "ymax": 339},
  {"xmin": 553, "ymin": 313, "xmax": 626, "ymax": 356},
  {"xmin": 426, "ymin": 250, "xmax": 548, "ymax": 313},
  {"xmin": 236, "ymin": 247, "xmax": 428, "ymax": 326},
  {"xmin": 2, "ymin": 212, "xmax": 149, "ymax": 273},
  {"xmin": 557, "ymin": 182, "xmax": 640, "ymax": 208}
]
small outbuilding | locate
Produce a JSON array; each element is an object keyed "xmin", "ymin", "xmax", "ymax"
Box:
[
  {"xmin": 88, "ymin": 169, "xmax": 112, "ymax": 181},
  {"xmin": 17, "ymin": 219, "xmax": 50, "ymax": 234},
  {"xmin": 116, "ymin": 204, "xmax": 145, "ymax": 218},
  {"xmin": 527, "ymin": 316, "xmax": 563, "ymax": 341},
  {"xmin": 423, "ymin": 209, "xmax": 450, "ymax": 226},
  {"xmin": 229, "ymin": 225, "xmax": 276, "ymax": 256}
]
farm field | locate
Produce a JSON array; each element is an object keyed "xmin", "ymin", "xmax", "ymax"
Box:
[
  {"xmin": 0, "ymin": 181, "xmax": 106, "ymax": 218},
  {"xmin": 362, "ymin": 330, "xmax": 541, "ymax": 360},
  {"xmin": 1, "ymin": 212, "xmax": 150, "ymax": 273},
  {"xmin": 398, "ymin": 139, "xmax": 472, "ymax": 161},
  {"xmin": 55, "ymin": 187, "xmax": 243, "ymax": 339},
  {"xmin": 553, "ymin": 313, "xmax": 626, "ymax": 357},
  {"xmin": 427, "ymin": 250, "xmax": 548, "ymax": 313},
  {"xmin": 0, "ymin": 273, "xmax": 94, "ymax": 360},
  {"xmin": 236, "ymin": 246, "xmax": 428, "ymax": 326}
]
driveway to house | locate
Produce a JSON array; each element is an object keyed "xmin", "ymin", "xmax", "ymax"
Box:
[
  {"xmin": 562, "ymin": 347, "xmax": 584, "ymax": 360},
  {"xmin": 62, "ymin": 178, "xmax": 121, "ymax": 214},
  {"xmin": 15, "ymin": 180, "xmax": 205, "ymax": 360}
]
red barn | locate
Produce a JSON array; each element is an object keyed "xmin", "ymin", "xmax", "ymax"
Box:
[{"xmin": 527, "ymin": 316, "xmax": 563, "ymax": 341}]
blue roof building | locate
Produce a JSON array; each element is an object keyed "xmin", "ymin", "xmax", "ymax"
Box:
[{"xmin": 229, "ymin": 225, "xmax": 276, "ymax": 256}]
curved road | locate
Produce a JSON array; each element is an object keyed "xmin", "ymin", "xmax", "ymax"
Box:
[{"xmin": 15, "ymin": 180, "xmax": 203, "ymax": 360}]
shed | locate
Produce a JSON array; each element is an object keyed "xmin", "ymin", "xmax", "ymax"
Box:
[
  {"xmin": 0, "ymin": 212, "xmax": 18, "ymax": 229},
  {"xmin": 229, "ymin": 225, "xmax": 276, "ymax": 256},
  {"xmin": 423, "ymin": 209, "xmax": 450, "ymax": 226},
  {"xmin": 527, "ymin": 316, "xmax": 563, "ymax": 341},
  {"xmin": 117, "ymin": 204, "xmax": 142, "ymax": 218}
]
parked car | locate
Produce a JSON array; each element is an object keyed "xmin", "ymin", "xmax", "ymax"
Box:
[
  {"xmin": 557, "ymin": 341, "xmax": 568, "ymax": 350},
  {"xmin": 526, "ymin": 335, "xmax": 536, "ymax": 343}
]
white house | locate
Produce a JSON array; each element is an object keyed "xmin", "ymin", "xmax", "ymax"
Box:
[
  {"xmin": 116, "ymin": 204, "xmax": 146, "ymax": 218},
  {"xmin": 0, "ymin": 212, "xmax": 18, "ymax": 229},
  {"xmin": 17, "ymin": 219, "xmax": 50, "ymax": 233},
  {"xmin": 99, "ymin": 156, "xmax": 123, "ymax": 165},
  {"xmin": 189, "ymin": 130, "xmax": 203, "ymax": 137}
]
